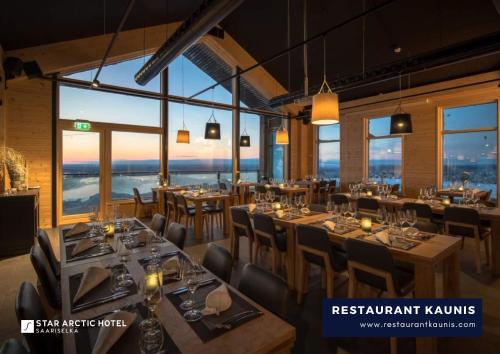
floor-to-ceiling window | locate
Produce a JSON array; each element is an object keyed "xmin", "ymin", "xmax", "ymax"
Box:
[
  {"xmin": 239, "ymin": 113, "xmax": 260, "ymax": 182},
  {"xmin": 317, "ymin": 124, "xmax": 340, "ymax": 182},
  {"xmin": 367, "ymin": 116, "xmax": 402, "ymax": 187},
  {"xmin": 441, "ymin": 101, "xmax": 498, "ymax": 200}
]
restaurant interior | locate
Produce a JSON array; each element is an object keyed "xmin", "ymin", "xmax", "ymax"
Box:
[{"xmin": 1, "ymin": 0, "xmax": 500, "ymax": 353}]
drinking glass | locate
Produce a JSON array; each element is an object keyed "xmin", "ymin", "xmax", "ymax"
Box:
[
  {"xmin": 406, "ymin": 209, "xmax": 417, "ymax": 228},
  {"xmin": 182, "ymin": 263, "xmax": 202, "ymax": 322},
  {"xmin": 139, "ymin": 318, "xmax": 164, "ymax": 354},
  {"xmin": 89, "ymin": 206, "xmax": 98, "ymax": 236},
  {"xmin": 139, "ymin": 268, "xmax": 163, "ymax": 319},
  {"xmin": 376, "ymin": 208, "xmax": 386, "ymax": 225},
  {"xmin": 472, "ymin": 191, "xmax": 480, "ymax": 208},
  {"xmin": 115, "ymin": 240, "xmax": 134, "ymax": 289},
  {"xmin": 326, "ymin": 201, "xmax": 333, "ymax": 215},
  {"xmin": 397, "ymin": 210, "xmax": 407, "ymax": 235}
]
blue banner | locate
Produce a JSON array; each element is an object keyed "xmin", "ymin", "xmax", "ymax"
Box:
[{"xmin": 323, "ymin": 298, "xmax": 482, "ymax": 337}]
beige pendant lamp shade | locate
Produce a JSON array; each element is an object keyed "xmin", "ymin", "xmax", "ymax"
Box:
[
  {"xmin": 176, "ymin": 129, "xmax": 190, "ymax": 143},
  {"xmin": 276, "ymin": 120, "xmax": 289, "ymax": 145},
  {"xmin": 311, "ymin": 88, "xmax": 339, "ymax": 125}
]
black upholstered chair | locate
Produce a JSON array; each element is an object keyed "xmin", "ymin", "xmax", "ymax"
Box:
[
  {"xmin": 176, "ymin": 195, "xmax": 208, "ymax": 234},
  {"xmin": 230, "ymin": 207, "xmax": 255, "ymax": 261},
  {"xmin": 29, "ymin": 245, "xmax": 61, "ymax": 309},
  {"xmin": 0, "ymin": 339, "xmax": 27, "ymax": 354},
  {"xmin": 402, "ymin": 202, "xmax": 434, "ymax": 222},
  {"xmin": 150, "ymin": 213, "xmax": 167, "ymax": 236},
  {"xmin": 165, "ymin": 191, "xmax": 178, "ymax": 225},
  {"xmin": 36, "ymin": 229, "xmax": 60, "ymax": 279},
  {"xmin": 308, "ymin": 203, "xmax": 327, "ymax": 213},
  {"xmin": 255, "ymin": 184, "xmax": 267, "ymax": 194},
  {"xmin": 166, "ymin": 222, "xmax": 186, "ymax": 250},
  {"xmin": 238, "ymin": 264, "xmax": 288, "ymax": 318},
  {"xmin": 16, "ymin": 282, "xmax": 62, "ymax": 354},
  {"xmin": 414, "ymin": 221, "xmax": 439, "ymax": 234},
  {"xmin": 253, "ymin": 213, "xmax": 288, "ymax": 276},
  {"xmin": 133, "ymin": 187, "xmax": 157, "ymax": 217},
  {"xmin": 296, "ymin": 225, "xmax": 347, "ymax": 303},
  {"xmin": 218, "ymin": 182, "xmax": 228, "ymax": 191},
  {"xmin": 444, "ymin": 207, "xmax": 491, "ymax": 273},
  {"xmin": 356, "ymin": 197, "xmax": 379, "ymax": 218},
  {"xmin": 329, "ymin": 193, "xmax": 349, "ymax": 205},
  {"xmin": 318, "ymin": 180, "xmax": 329, "ymax": 203},
  {"xmin": 202, "ymin": 243, "xmax": 233, "ymax": 283}
]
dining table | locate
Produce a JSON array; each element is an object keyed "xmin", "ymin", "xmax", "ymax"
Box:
[
  {"xmin": 153, "ymin": 185, "xmax": 188, "ymax": 214},
  {"xmin": 56, "ymin": 218, "xmax": 296, "ymax": 354}
]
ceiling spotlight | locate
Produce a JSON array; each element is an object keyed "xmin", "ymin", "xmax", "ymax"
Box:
[
  {"xmin": 393, "ymin": 46, "xmax": 402, "ymax": 54},
  {"xmin": 91, "ymin": 79, "xmax": 100, "ymax": 88}
]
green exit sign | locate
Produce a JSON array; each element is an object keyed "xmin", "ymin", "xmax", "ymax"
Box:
[{"xmin": 73, "ymin": 121, "xmax": 91, "ymax": 131}]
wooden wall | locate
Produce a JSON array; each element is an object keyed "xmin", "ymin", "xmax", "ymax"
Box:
[{"xmin": 4, "ymin": 79, "xmax": 52, "ymax": 227}]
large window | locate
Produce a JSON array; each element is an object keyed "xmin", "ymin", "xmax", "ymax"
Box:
[
  {"xmin": 111, "ymin": 132, "xmax": 160, "ymax": 200},
  {"xmin": 240, "ymin": 113, "xmax": 260, "ymax": 182},
  {"xmin": 318, "ymin": 124, "xmax": 340, "ymax": 182},
  {"xmin": 367, "ymin": 117, "xmax": 402, "ymax": 186},
  {"xmin": 268, "ymin": 130, "xmax": 284, "ymax": 180},
  {"xmin": 442, "ymin": 102, "xmax": 498, "ymax": 200}
]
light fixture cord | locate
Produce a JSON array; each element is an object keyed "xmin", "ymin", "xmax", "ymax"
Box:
[
  {"xmin": 181, "ymin": 56, "xmax": 186, "ymax": 129},
  {"xmin": 318, "ymin": 35, "xmax": 332, "ymax": 94}
]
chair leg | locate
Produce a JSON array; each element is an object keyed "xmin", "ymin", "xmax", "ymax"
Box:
[
  {"xmin": 297, "ymin": 253, "xmax": 305, "ymax": 304},
  {"xmin": 348, "ymin": 275, "xmax": 357, "ymax": 298},
  {"xmin": 326, "ymin": 268, "xmax": 334, "ymax": 299},
  {"xmin": 321, "ymin": 269, "xmax": 326, "ymax": 290},
  {"xmin": 484, "ymin": 235, "xmax": 491, "ymax": 266},
  {"xmin": 271, "ymin": 248, "xmax": 278, "ymax": 274},
  {"xmin": 474, "ymin": 237, "xmax": 482, "ymax": 274}
]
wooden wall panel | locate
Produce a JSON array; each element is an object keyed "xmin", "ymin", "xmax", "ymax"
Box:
[
  {"xmin": 340, "ymin": 112, "xmax": 365, "ymax": 190},
  {"xmin": 5, "ymin": 79, "xmax": 52, "ymax": 228}
]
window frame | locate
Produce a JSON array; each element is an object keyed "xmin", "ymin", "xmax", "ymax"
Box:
[
  {"xmin": 365, "ymin": 116, "xmax": 404, "ymax": 190},
  {"xmin": 316, "ymin": 124, "xmax": 341, "ymax": 181},
  {"xmin": 437, "ymin": 99, "xmax": 499, "ymax": 201}
]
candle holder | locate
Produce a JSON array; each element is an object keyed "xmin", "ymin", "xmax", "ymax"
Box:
[
  {"xmin": 366, "ymin": 190, "xmax": 373, "ymax": 197},
  {"xmin": 361, "ymin": 217, "xmax": 372, "ymax": 235},
  {"xmin": 442, "ymin": 197, "xmax": 451, "ymax": 206}
]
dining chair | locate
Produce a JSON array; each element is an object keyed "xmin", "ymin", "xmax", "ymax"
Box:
[
  {"xmin": 133, "ymin": 187, "xmax": 157, "ymax": 217},
  {"xmin": 329, "ymin": 193, "xmax": 349, "ymax": 205},
  {"xmin": 414, "ymin": 221, "xmax": 439, "ymax": 234},
  {"xmin": 202, "ymin": 199, "xmax": 224, "ymax": 238},
  {"xmin": 253, "ymin": 213, "xmax": 288, "ymax": 275},
  {"xmin": 175, "ymin": 194, "xmax": 207, "ymax": 233},
  {"xmin": 150, "ymin": 213, "xmax": 167, "ymax": 236},
  {"xmin": 29, "ymin": 245, "xmax": 61, "ymax": 310},
  {"xmin": 444, "ymin": 207, "xmax": 491, "ymax": 273},
  {"xmin": 318, "ymin": 180, "xmax": 329, "ymax": 203},
  {"xmin": 165, "ymin": 191, "xmax": 178, "ymax": 225},
  {"xmin": 238, "ymin": 264, "xmax": 288, "ymax": 318},
  {"xmin": 0, "ymin": 339, "xmax": 27, "ymax": 354},
  {"xmin": 230, "ymin": 207, "xmax": 255, "ymax": 262},
  {"xmin": 344, "ymin": 238, "xmax": 415, "ymax": 354},
  {"xmin": 401, "ymin": 202, "xmax": 434, "ymax": 222},
  {"xmin": 255, "ymin": 184, "xmax": 267, "ymax": 194},
  {"xmin": 327, "ymin": 180, "xmax": 337, "ymax": 197},
  {"xmin": 202, "ymin": 243, "xmax": 233, "ymax": 283},
  {"xmin": 296, "ymin": 225, "xmax": 347, "ymax": 304},
  {"xmin": 308, "ymin": 204, "xmax": 327, "ymax": 213},
  {"xmin": 15, "ymin": 282, "xmax": 62, "ymax": 354},
  {"xmin": 166, "ymin": 222, "xmax": 186, "ymax": 250},
  {"xmin": 391, "ymin": 184, "xmax": 400, "ymax": 194},
  {"xmin": 218, "ymin": 182, "xmax": 228, "ymax": 191},
  {"xmin": 36, "ymin": 229, "xmax": 60, "ymax": 279},
  {"xmin": 271, "ymin": 186, "xmax": 286, "ymax": 201},
  {"xmin": 356, "ymin": 197, "xmax": 379, "ymax": 218}
]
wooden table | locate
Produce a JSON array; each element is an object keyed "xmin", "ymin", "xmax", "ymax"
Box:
[
  {"xmin": 183, "ymin": 193, "xmax": 231, "ymax": 240},
  {"xmin": 279, "ymin": 187, "xmax": 311, "ymax": 204},
  {"xmin": 58, "ymin": 220, "xmax": 296, "ymax": 354},
  {"xmin": 153, "ymin": 186, "xmax": 187, "ymax": 214},
  {"xmin": 234, "ymin": 182, "xmax": 257, "ymax": 204}
]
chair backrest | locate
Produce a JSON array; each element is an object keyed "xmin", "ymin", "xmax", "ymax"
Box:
[
  {"xmin": 344, "ymin": 238, "xmax": 397, "ymax": 294},
  {"xmin": 16, "ymin": 282, "xmax": 60, "ymax": 354},
  {"xmin": 230, "ymin": 207, "xmax": 254, "ymax": 240},
  {"xmin": 238, "ymin": 264, "xmax": 288, "ymax": 318},
  {"xmin": 329, "ymin": 193, "xmax": 348, "ymax": 205},
  {"xmin": 255, "ymin": 184, "xmax": 267, "ymax": 193},
  {"xmin": 327, "ymin": 181, "xmax": 337, "ymax": 194},
  {"xmin": 443, "ymin": 207, "xmax": 480, "ymax": 238},
  {"xmin": 402, "ymin": 202, "xmax": 433, "ymax": 221},
  {"xmin": 29, "ymin": 245, "xmax": 61, "ymax": 309},
  {"xmin": 414, "ymin": 221, "xmax": 439, "ymax": 234},
  {"xmin": 219, "ymin": 182, "xmax": 227, "ymax": 190},
  {"xmin": 308, "ymin": 203, "xmax": 327, "ymax": 213},
  {"xmin": 166, "ymin": 222, "xmax": 186, "ymax": 250},
  {"xmin": 270, "ymin": 186, "xmax": 285, "ymax": 197},
  {"xmin": 0, "ymin": 339, "xmax": 28, "ymax": 354},
  {"xmin": 357, "ymin": 197, "xmax": 379, "ymax": 212},
  {"xmin": 36, "ymin": 229, "xmax": 59, "ymax": 278},
  {"xmin": 253, "ymin": 213, "xmax": 277, "ymax": 243},
  {"xmin": 202, "ymin": 243, "xmax": 233, "ymax": 283},
  {"xmin": 166, "ymin": 191, "xmax": 176, "ymax": 206},
  {"xmin": 391, "ymin": 184, "xmax": 400, "ymax": 193},
  {"xmin": 175, "ymin": 194, "xmax": 189, "ymax": 213},
  {"xmin": 150, "ymin": 214, "xmax": 167, "ymax": 235},
  {"xmin": 133, "ymin": 188, "xmax": 143, "ymax": 204},
  {"xmin": 296, "ymin": 225, "xmax": 334, "ymax": 269}
]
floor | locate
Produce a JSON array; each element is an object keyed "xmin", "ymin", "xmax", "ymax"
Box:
[{"xmin": 1, "ymin": 222, "xmax": 500, "ymax": 354}]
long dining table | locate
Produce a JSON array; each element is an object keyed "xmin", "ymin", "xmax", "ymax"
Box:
[
  {"xmin": 234, "ymin": 205, "xmax": 461, "ymax": 354},
  {"xmin": 57, "ymin": 219, "xmax": 296, "ymax": 354},
  {"xmin": 343, "ymin": 193, "xmax": 500, "ymax": 276}
]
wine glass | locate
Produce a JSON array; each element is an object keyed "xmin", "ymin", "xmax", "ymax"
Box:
[
  {"xmin": 115, "ymin": 240, "xmax": 134, "ymax": 289},
  {"xmin": 406, "ymin": 209, "xmax": 417, "ymax": 229},
  {"xmin": 139, "ymin": 267, "xmax": 163, "ymax": 320},
  {"xmin": 376, "ymin": 208, "xmax": 386, "ymax": 226},
  {"xmin": 89, "ymin": 206, "xmax": 98, "ymax": 236},
  {"xmin": 139, "ymin": 317, "xmax": 164, "ymax": 354},
  {"xmin": 397, "ymin": 210, "xmax": 407, "ymax": 236},
  {"xmin": 181, "ymin": 263, "xmax": 202, "ymax": 322}
]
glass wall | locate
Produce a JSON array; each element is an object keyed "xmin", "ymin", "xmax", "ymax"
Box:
[
  {"xmin": 367, "ymin": 117, "xmax": 402, "ymax": 186},
  {"xmin": 268, "ymin": 130, "xmax": 284, "ymax": 180},
  {"xmin": 442, "ymin": 102, "xmax": 497, "ymax": 200},
  {"xmin": 240, "ymin": 113, "xmax": 260, "ymax": 182},
  {"xmin": 317, "ymin": 124, "xmax": 340, "ymax": 182}
]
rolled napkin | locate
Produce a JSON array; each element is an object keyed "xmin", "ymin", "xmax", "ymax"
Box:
[
  {"xmin": 300, "ymin": 207, "xmax": 310, "ymax": 214},
  {"xmin": 248, "ymin": 203, "xmax": 257, "ymax": 212},
  {"xmin": 323, "ymin": 220, "xmax": 336, "ymax": 231},
  {"xmin": 66, "ymin": 222, "xmax": 91, "ymax": 237},
  {"xmin": 91, "ymin": 311, "xmax": 137, "ymax": 354},
  {"xmin": 201, "ymin": 284, "xmax": 232, "ymax": 316},
  {"xmin": 375, "ymin": 231, "xmax": 391, "ymax": 246},
  {"xmin": 162, "ymin": 256, "xmax": 180, "ymax": 275},
  {"xmin": 73, "ymin": 266, "xmax": 112, "ymax": 303},
  {"xmin": 71, "ymin": 239, "xmax": 95, "ymax": 257}
]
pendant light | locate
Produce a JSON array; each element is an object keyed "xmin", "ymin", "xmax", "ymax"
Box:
[
  {"xmin": 176, "ymin": 56, "xmax": 190, "ymax": 144},
  {"xmin": 390, "ymin": 73, "xmax": 413, "ymax": 135},
  {"xmin": 311, "ymin": 35, "xmax": 339, "ymax": 125},
  {"xmin": 276, "ymin": 119, "xmax": 289, "ymax": 145},
  {"xmin": 240, "ymin": 114, "xmax": 250, "ymax": 147},
  {"xmin": 205, "ymin": 88, "xmax": 221, "ymax": 139}
]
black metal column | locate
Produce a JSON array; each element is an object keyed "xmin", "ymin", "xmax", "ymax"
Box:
[
  {"xmin": 160, "ymin": 68, "xmax": 169, "ymax": 183},
  {"xmin": 232, "ymin": 67, "xmax": 241, "ymax": 182}
]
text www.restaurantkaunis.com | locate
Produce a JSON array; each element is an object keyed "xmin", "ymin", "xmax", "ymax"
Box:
[{"xmin": 359, "ymin": 321, "xmax": 477, "ymax": 329}]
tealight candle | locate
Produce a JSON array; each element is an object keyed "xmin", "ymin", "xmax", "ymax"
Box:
[
  {"xmin": 361, "ymin": 217, "xmax": 372, "ymax": 234},
  {"xmin": 272, "ymin": 202, "xmax": 282, "ymax": 211},
  {"xmin": 146, "ymin": 273, "xmax": 161, "ymax": 289},
  {"xmin": 458, "ymin": 186, "xmax": 464, "ymax": 191},
  {"xmin": 442, "ymin": 197, "xmax": 451, "ymax": 206},
  {"xmin": 279, "ymin": 183, "xmax": 284, "ymax": 188},
  {"xmin": 366, "ymin": 190, "xmax": 373, "ymax": 197}
]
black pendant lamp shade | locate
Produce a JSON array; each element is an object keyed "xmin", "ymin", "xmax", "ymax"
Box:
[
  {"xmin": 240, "ymin": 130, "xmax": 251, "ymax": 147},
  {"xmin": 204, "ymin": 111, "xmax": 221, "ymax": 140},
  {"xmin": 390, "ymin": 112, "xmax": 413, "ymax": 135}
]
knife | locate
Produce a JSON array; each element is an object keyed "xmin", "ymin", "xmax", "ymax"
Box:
[
  {"xmin": 72, "ymin": 291, "xmax": 130, "ymax": 312},
  {"xmin": 170, "ymin": 278, "xmax": 217, "ymax": 295},
  {"xmin": 141, "ymin": 251, "xmax": 179, "ymax": 263},
  {"xmin": 67, "ymin": 247, "xmax": 113, "ymax": 262},
  {"xmin": 216, "ymin": 310, "xmax": 263, "ymax": 329}
]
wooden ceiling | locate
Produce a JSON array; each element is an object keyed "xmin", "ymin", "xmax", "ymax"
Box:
[{"xmin": 1, "ymin": 0, "xmax": 500, "ymax": 101}]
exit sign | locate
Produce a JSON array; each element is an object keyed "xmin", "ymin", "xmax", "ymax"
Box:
[{"xmin": 74, "ymin": 121, "xmax": 91, "ymax": 131}]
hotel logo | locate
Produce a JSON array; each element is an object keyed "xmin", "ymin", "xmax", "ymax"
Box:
[{"xmin": 21, "ymin": 320, "xmax": 35, "ymax": 333}]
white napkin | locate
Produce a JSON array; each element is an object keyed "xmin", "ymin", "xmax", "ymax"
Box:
[
  {"xmin": 91, "ymin": 311, "xmax": 137, "ymax": 354},
  {"xmin": 162, "ymin": 256, "xmax": 180, "ymax": 275},
  {"xmin": 71, "ymin": 239, "xmax": 95, "ymax": 256},
  {"xmin": 66, "ymin": 222, "xmax": 91, "ymax": 237},
  {"xmin": 248, "ymin": 203, "xmax": 257, "ymax": 212},
  {"xmin": 300, "ymin": 207, "xmax": 310, "ymax": 214},
  {"xmin": 323, "ymin": 221, "xmax": 336, "ymax": 231},
  {"xmin": 201, "ymin": 284, "xmax": 232, "ymax": 316},
  {"xmin": 73, "ymin": 266, "xmax": 112, "ymax": 303},
  {"xmin": 375, "ymin": 231, "xmax": 391, "ymax": 246}
]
